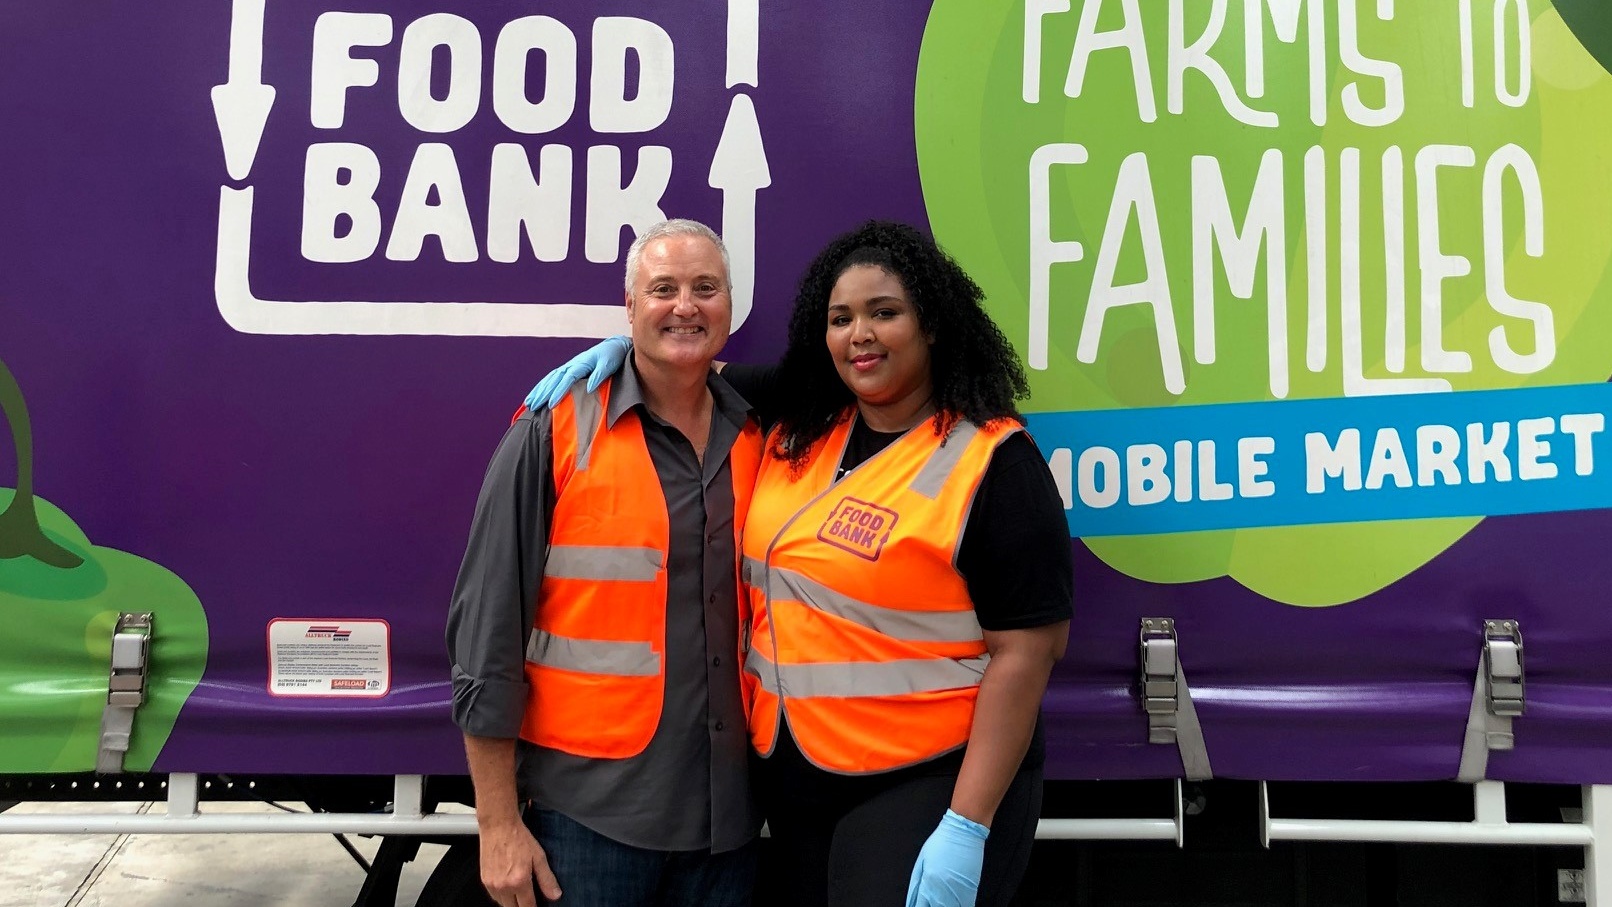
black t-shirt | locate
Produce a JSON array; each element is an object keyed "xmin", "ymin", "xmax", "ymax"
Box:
[{"xmin": 723, "ymin": 362, "xmax": 1073, "ymax": 632}]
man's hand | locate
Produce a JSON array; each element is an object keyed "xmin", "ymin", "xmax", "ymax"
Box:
[
  {"xmin": 480, "ymin": 817, "xmax": 562, "ymax": 906},
  {"xmin": 463, "ymin": 737, "xmax": 559, "ymax": 904}
]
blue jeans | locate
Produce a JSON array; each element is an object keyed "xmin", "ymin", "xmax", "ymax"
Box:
[{"xmin": 525, "ymin": 808, "xmax": 756, "ymax": 907}]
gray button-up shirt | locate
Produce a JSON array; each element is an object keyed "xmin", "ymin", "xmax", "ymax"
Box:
[{"xmin": 446, "ymin": 358, "xmax": 760, "ymax": 853}]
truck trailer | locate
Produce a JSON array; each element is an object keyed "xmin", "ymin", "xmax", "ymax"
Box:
[{"xmin": 5, "ymin": 1, "xmax": 1612, "ymax": 904}]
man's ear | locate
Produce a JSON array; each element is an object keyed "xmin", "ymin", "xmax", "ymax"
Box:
[{"xmin": 624, "ymin": 289, "xmax": 635, "ymax": 323}]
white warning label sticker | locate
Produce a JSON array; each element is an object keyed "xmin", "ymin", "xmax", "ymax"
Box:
[{"xmin": 267, "ymin": 618, "xmax": 391, "ymax": 697}]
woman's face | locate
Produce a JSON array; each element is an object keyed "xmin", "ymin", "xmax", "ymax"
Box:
[{"xmin": 825, "ymin": 265, "xmax": 934, "ymax": 424}]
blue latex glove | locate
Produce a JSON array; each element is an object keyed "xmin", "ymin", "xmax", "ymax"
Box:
[
  {"xmin": 523, "ymin": 335, "xmax": 631, "ymax": 411},
  {"xmin": 905, "ymin": 809, "xmax": 988, "ymax": 907}
]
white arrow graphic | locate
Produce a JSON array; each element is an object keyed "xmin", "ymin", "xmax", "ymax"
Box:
[
  {"xmin": 708, "ymin": 94, "xmax": 770, "ymax": 332},
  {"xmin": 726, "ymin": 0, "xmax": 759, "ymax": 88},
  {"xmin": 211, "ymin": 0, "xmax": 277, "ymax": 181},
  {"xmin": 214, "ymin": 186, "xmax": 629, "ymax": 337}
]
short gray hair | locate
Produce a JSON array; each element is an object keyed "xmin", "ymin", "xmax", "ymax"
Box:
[{"xmin": 624, "ymin": 219, "xmax": 731, "ymax": 291}]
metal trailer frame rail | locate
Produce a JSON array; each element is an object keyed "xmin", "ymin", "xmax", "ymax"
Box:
[
  {"xmin": 0, "ymin": 774, "xmax": 478, "ymax": 836},
  {"xmin": 0, "ymin": 774, "xmax": 1189, "ymax": 842},
  {"xmin": 1260, "ymin": 780, "xmax": 1612, "ymax": 907},
  {"xmin": 23, "ymin": 776, "xmax": 1607, "ymax": 901}
]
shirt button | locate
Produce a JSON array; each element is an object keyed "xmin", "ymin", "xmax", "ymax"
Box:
[
  {"xmin": 712, "ymin": 656, "xmax": 722, "ymax": 667},
  {"xmin": 715, "ymin": 720, "xmax": 725, "ymax": 731}
]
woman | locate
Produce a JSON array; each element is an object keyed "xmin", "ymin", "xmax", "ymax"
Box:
[{"xmin": 527, "ymin": 222, "xmax": 1071, "ymax": 906}]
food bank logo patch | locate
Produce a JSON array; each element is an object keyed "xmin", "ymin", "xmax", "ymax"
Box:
[{"xmin": 817, "ymin": 497, "xmax": 898, "ymax": 561}]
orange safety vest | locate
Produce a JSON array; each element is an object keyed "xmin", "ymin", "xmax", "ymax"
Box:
[
  {"xmin": 520, "ymin": 377, "xmax": 762, "ymax": 759},
  {"xmin": 741, "ymin": 411, "xmax": 1018, "ymax": 774}
]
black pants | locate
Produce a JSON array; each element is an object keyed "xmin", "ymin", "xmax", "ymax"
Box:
[{"xmin": 754, "ymin": 729, "xmax": 1041, "ymax": 907}]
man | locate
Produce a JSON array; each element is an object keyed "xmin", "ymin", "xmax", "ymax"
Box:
[{"xmin": 446, "ymin": 219, "xmax": 762, "ymax": 907}]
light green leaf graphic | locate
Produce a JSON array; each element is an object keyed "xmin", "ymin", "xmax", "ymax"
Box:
[{"xmin": 0, "ymin": 355, "xmax": 209, "ymax": 771}]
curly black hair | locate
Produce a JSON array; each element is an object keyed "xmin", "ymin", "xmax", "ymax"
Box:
[{"xmin": 770, "ymin": 221, "xmax": 1029, "ymax": 466}]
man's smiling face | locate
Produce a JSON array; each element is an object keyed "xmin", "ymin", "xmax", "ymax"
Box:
[{"xmin": 626, "ymin": 234, "xmax": 733, "ymax": 375}]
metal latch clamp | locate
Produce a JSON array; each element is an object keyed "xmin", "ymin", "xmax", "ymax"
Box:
[
  {"xmin": 1457, "ymin": 619, "xmax": 1524, "ymax": 782},
  {"xmin": 1484, "ymin": 620, "xmax": 1525, "ymax": 722},
  {"xmin": 97, "ymin": 612, "xmax": 153, "ymax": 773},
  {"xmin": 1138, "ymin": 618, "xmax": 1213, "ymax": 781},
  {"xmin": 1139, "ymin": 619, "xmax": 1180, "ymax": 743}
]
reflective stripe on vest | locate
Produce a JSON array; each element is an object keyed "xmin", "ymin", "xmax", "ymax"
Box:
[
  {"xmin": 744, "ymin": 647, "xmax": 989, "ymax": 698},
  {"xmin": 909, "ymin": 421, "xmax": 979, "ymax": 499},
  {"xmin": 527, "ymin": 628, "xmax": 662, "ymax": 677},
  {"xmin": 570, "ymin": 383, "xmax": 604, "ymax": 472},
  {"xmin": 547, "ymin": 545, "xmax": 664, "ymax": 582},
  {"xmin": 742, "ymin": 556, "xmax": 983, "ymax": 644}
]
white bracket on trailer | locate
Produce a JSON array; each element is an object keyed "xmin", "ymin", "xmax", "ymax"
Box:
[
  {"xmin": 0, "ymin": 775, "xmax": 478, "ymax": 835},
  {"xmin": 1139, "ymin": 618, "xmax": 1213, "ymax": 781},
  {"xmin": 96, "ymin": 612, "xmax": 153, "ymax": 774},
  {"xmin": 1035, "ymin": 778, "xmax": 1187, "ymax": 848},
  {"xmin": 1262, "ymin": 781, "xmax": 1612, "ymax": 907},
  {"xmin": 1458, "ymin": 619, "xmax": 1526, "ymax": 783}
]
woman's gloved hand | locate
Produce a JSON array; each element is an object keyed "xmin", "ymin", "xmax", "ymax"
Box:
[
  {"xmin": 524, "ymin": 335, "xmax": 631, "ymax": 411},
  {"xmin": 905, "ymin": 809, "xmax": 988, "ymax": 907}
]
